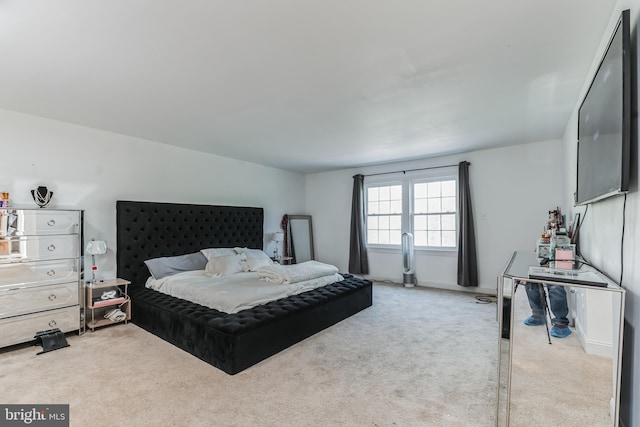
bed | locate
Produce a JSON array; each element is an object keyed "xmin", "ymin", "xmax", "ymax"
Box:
[{"xmin": 116, "ymin": 200, "xmax": 372, "ymax": 374}]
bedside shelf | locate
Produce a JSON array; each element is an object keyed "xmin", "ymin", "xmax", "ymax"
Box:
[{"xmin": 85, "ymin": 278, "xmax": 131, "ymax": 331}]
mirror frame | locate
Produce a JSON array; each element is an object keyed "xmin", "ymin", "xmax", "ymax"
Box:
[{"xmin": 287, "ymin": 215, "xmax": 314, "ymax": 263}]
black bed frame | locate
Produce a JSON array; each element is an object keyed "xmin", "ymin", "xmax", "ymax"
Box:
[{"xmin": 116, "ymin": 200, "xmax": 372, "ymax": 374}]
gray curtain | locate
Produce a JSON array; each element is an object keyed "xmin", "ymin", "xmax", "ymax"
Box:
[
  {"xmin": 457, "ymin": 161, "xmax": 478, "ymax": 286},
  {"xmin": 349, "ymin": 174, "xmax": 369, "ymax": 274}
]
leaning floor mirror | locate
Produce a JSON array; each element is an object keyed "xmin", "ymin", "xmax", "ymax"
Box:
[{"xmin": 287, "ymin": 215, "xmax": 314, "ymax": 264}]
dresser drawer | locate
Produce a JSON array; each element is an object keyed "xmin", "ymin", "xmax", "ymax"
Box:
[
  {"xmin": 0, "ymin": 209, "xmax": 80, "ymax": 237},
  {"xmin": 0, "ymin": 259, "xmax": 79, "ymax": 288},
  {"xmin": 0, "ymin": 281, "xmax": 78, "ymax": 319},
  {"xmin": 0, "ymin": 235, "xmax": 79, "ymax": 263},
  {"xmin": 0, "ymin": 305, "xmax": 79, "ymax": 348}
]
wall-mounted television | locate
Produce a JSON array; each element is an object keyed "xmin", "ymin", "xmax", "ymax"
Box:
[{"xmin": 576, "ymin": 9, "xmax": 631, "ymax": 206}]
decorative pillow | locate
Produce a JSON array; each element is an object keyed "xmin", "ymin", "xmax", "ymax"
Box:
[
  {"xmin": 200, "ymin": 247, "xmax": 237, "ymax": 260},
  {"xmin": 234, "ymin": 247, "xmax": 274, "ymax": 271},
  {"xmin": 205, "ymin": 254, "xmax": 247, "ymax": 277},
  {"xmin": 144, "ymin": 252, "xmax": 208, "ymax": 280}
]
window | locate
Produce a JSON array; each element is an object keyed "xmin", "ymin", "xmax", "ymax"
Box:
[
  {"xmin": 366, "ymin": 175, "xmax": 457, "ymax": 249},
  {"xmin": 366, "ymin": 184, "xmax": 402, "ymax": 245},
  {"xmin": 412, "ymin": 180, "xmax": 457, "ymax": 247}
]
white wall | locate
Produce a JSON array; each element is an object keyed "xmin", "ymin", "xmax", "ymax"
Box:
[
  {"xmin": 561, "ymin": 2, "xmax": 639, "ymax": 425},
  {"xmin": 0, "ymin": 108, "xmax": 305, "ymax": 279},
  {"xmin": 306, "ymin": 140, "xmax": 564, "ymax": 294}
]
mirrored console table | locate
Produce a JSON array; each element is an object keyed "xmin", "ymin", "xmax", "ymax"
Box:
[{"xmin": 497, "ymin": 251, "xmax": 625, "ymax": 426}]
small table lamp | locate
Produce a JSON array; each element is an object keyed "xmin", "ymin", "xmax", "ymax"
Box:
[
  {"xmin": 86, "ymin": 239, "xmax": 107, "ymax": 283},
  {"xmin": 273, "ymin": 231, "xmax": 284, "ymax": 260}
]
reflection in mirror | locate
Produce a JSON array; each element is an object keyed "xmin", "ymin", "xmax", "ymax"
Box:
[
  {"xmin": 287, "ymin": 215, "xmax": 314, "ymax": 263},
  {"xmin": 506, "ymin": 283, "xmax": 623, "ymax": 426}
]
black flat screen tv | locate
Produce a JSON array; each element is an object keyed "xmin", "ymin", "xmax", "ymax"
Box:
[{"xmin": 576, "ymin": 9, "xmax": 631, "ymax": 206}]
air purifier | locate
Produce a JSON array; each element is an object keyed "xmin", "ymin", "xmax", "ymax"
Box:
[{"xmin": 402, "ymin": 232, "xmax": 416, "ymax": 287}]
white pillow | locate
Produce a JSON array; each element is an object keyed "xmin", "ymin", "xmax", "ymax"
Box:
[
  {"xmin": 201, "ymin": 248, "xmax": 237, "ymax": 260},
  {"xmin": 205, "ymin": 254, "xmax": 247, "ymax": 277},
  {"xmin": 234, "ymin": 248, "xmax": 274, "ymax": 271}
]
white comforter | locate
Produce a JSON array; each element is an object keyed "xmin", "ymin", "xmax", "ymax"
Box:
[
  {"xmin": 256, "ymin": 261, "xmax": 340, "ymax": 284},
  {"xmin": 145, "ymin": 270, "xmax": 343, "ymax": 314}
]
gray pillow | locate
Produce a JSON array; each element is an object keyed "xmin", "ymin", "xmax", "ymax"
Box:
[{"xmin": 144, "ymin": 252, "xmax": 208, "ymax": 280}]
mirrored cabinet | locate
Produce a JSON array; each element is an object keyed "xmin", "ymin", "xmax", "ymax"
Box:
[
  {"xmin": 497, "ymin": 251, "xmax": 625, "ymax": 426},
  {"xmin": 0, "ymin": 209, "xmax": 83, "ymax": 348}
]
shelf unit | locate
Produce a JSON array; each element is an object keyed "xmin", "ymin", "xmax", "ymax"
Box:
[{"xmin": 85, "ymin": 278, "xmax": 130, "ymax": 331}]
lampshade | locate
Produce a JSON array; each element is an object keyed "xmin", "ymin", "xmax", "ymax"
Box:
[
  {"xmin": 273, "ymin": 231, "xmax": 284, "ymax": 242},
  {"xmin": 85, "ymin": 239, "xmax": 107, "ymax": 255}
]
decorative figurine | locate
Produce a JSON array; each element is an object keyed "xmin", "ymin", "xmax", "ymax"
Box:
[{"xmin": 31, "ymin": 186, "xmax": 53, "ymax": 208}]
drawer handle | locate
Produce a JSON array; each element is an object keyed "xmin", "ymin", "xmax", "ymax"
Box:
[
  {"xmin": 49, "ymin": 320, "xmax": 57, "ymax": 327},
  {"xmin": 47, "ymin": 269, "xmax": 56, "ymax": 276},
  {"xmin": 47, "ymin": 244, "xmax": 56, "ymax": 251},
  {"xmin": 49, "ymin": 294, "xmax": 57, "ymax": 301},
  {"xmin": 47, "ymin": 219, "xmax": 56, "ymax": 226}
]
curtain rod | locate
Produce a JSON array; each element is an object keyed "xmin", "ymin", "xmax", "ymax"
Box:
[{"xmin": 362, "ymin": 162, "xmax": 468, "ymax": 178}]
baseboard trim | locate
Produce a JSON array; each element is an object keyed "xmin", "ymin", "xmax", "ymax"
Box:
[
  {"xmin": 361, "ymin": 275, "xmax": 496, "ymax": 295},
  {"xmin": 575, "ymin": 318, "xmax": 613, "ymax": 357}
]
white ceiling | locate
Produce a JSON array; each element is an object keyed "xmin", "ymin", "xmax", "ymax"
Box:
[{"xmin": 0, "ymin": 1, "xmax": 616, "ymax": 173}]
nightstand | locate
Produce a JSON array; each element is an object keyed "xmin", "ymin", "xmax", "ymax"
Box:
[{"xmin": 85, "ymin": 278, "xmax": 131, "ymax": 331}]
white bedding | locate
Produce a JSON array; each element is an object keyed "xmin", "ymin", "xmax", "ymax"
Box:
[
  {"xmin": 145, "ymin": 270, "xmax": 344, "ymax": 314},
  {"xmin": 256, "ymin": 260, "xmax": 339, "ymax": 284}
]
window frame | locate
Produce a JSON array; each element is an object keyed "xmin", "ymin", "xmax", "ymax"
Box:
[
  {"xmin": 364, "ymin": 180, "xmax": 404, "ymax": 247},
  {"xmin": 410, "ymin": 175, "xmax": 458, "ymax": 250},
  {"xmin": 364, "ymin": 170, "xmax": 458, "ymax": 252}
]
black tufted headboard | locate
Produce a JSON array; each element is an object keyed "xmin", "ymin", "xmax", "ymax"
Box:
[{"xmin": 116, "ymin": 201, "xmax": 264, "ymax": 287}]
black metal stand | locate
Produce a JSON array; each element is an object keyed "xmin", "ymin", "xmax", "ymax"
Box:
[
  {"xmin": 516, "ymin": 282, "xmax": 552, "ymax": 344},
  {"xmin": 34, "ymin": 328, "xmax": 70, "ymax": 355},
  {"xmin": 536, "ymin": 284, "xmax": 553, "ymax": 344}
]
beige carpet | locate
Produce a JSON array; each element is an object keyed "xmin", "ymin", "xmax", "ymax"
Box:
[{"xmin": 0, "ymin": 283, "xmax": 498, "ymax": 426}]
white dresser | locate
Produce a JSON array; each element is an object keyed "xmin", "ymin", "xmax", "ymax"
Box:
[{"xmin": 0, "ymin": 208, "xmax": 82, "ymax": 348}]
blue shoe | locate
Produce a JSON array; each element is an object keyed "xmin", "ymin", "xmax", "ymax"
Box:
[
  {"xmin": 524, "ymin": 316, "xmax": 545, "ymax": 326},
  {"xmin": 550, "ymin": 326, "xmax": 572, "ymax": 338}
]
